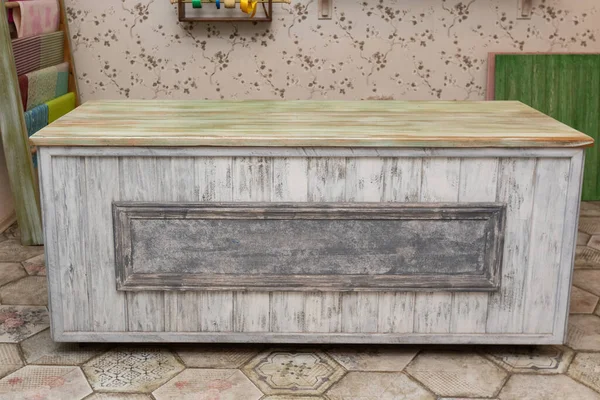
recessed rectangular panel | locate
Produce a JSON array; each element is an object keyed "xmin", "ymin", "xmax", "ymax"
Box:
[{"xmin": 114, "ymin": 203, "xmax": 505, "ymax": 292}]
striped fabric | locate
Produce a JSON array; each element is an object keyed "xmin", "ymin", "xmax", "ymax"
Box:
[
  {"xmin": 24, "ymin": 103, "xmax": 49, "ymax": 138},
  {"xmin": 18, "ymin": 62, "xmax": 69, "ymax": 111},
  {"xmin": 11, "ymin": 31, "xmax": 64, "ymax": 76}
]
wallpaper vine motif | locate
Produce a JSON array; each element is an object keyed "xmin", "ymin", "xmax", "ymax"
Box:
[{"xmin": 63, "ymin": 0, "xmax": 600, "ymax": 101}]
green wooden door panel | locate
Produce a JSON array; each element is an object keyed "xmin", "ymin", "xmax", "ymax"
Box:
[{"xmin": 495, "ymin": 54, "xmax": 600, "ymax": 200}]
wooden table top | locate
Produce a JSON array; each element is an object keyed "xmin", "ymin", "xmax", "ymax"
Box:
[{"xmin": 29, "ymin": 100, "xmax": 594, "ymax": 148}]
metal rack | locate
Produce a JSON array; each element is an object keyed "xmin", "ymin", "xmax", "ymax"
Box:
[{"xmin": 177, "ymin": 0, "xmax": 276, "ymax": 22}]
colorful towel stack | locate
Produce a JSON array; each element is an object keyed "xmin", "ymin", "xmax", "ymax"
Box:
[
  {"xmin": 24, "ymin": 92, "xmax": 75, "ymax": 138},
  {"xmin": 18, "ymin": 62, "xmax": 69, "ymax": 111},
  {"xmin": 11, "ymin": 31, "xmax": 64, "ymax": 76}
]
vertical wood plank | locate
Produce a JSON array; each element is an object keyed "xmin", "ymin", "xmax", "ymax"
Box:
[
  {"xmin": 304, "ymin": 293, "xmax": 341, "ymax": 333},
  {"xmin": 273, "ymin": 157, "xmax": 308, "ymax": 202},
  {"xmin": 581, "ymin": 56, "xmax": 600, "ymax": 200},
  {"xmin": 377, "ymin": 293, "xmax": 415, "ymax": 334},
  {"xmin": 120, "ymin": 157, "xmax": 165, "ymax": 332},
  {"xmin": 38, "ymin": 149, "xmax": 64, "ymax": 338},
  {"xmin": 0, "ymin": 3, "xmax": 43, "ymax": 245},
  {"xmin": 523, "ymin": 158, "xmax": 570, "ymax": 333},
  {"xmin": 414, "ymin": 293, "xmax": 452, "ymax": 334},
  {"xmin": 304, "ymin": 157, "xmax": 345, "ymax": 333},
  {"xmin": 84, "ymin": 157, "xmax": 126, "ymax": 331},
  {"xmin": 341, "ymin": 292, "xmax": 379, "ymax": 333},
  {"xmin": 378, "ymin": 158, "xmax": 422, "ymax": 333},
  {"xmin": 233, "ymin": 157, "xmax": 272, "ymax": 333},
  {"xmin": 553, "ymin": 151, "xmax": 585, "ymax": 340},
  {"xmin": 486, "ymin": 158, "xmax": 536, "ymax": 333},
  {"xmin": 271, "ymin": 158, "xmax": 308, "ymax": 333},
  {"xmin": 196, "ymin": 157, "xmax": 233, "ymax": 202},
  {"xmin": 271, "ymin": 293, "xmax": 306, "ymax": 333},
  {"xmin": 343, "ymin": 158, "xmax": 383, "ymax": 332},
  {"xmin": 307, "ymin": 158, "xmax": 346, "ymax": 202},
  {"xmin": 164, "ymin": 158, "xmax": 196, "ymax": 332},
  {"xmin": 195, "ymin": 157, "xmax": 234, "ymax": 333},
  {"xmin": 52, "ymin": 156, "xmax": 90, "ymax": 331},
  {"xmin": 383, "ymin": 158, "xmax": 422, "ymax": 202},
  {"xmin": 199, "ymin": 292, "xmax": 233, "ymax": 332},
  {"xmin": 452, "ymin": 158, "xmax": 499, "ymax": 333},
  {"xmin": 414, "ymin": 158, "xmax": 459, "ymax": 333}
]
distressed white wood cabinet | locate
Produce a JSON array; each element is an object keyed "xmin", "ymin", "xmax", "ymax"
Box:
[{"xmin": 30, "ymin": 100, "xmax": 593, "ymax": 344}]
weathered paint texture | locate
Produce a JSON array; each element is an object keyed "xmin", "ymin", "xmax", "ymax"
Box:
[
  {"xmin": 493, "ymin": 54, "xmax": 600, "ymax": 200},
  {"xmin": 29, "ymin": 100, "xmax": 593, "ymax": 148},
  {"xmin": 38, "ymin": 147, "xmax": 583, "ymax": 344},
  {"xmin": 113, "ymin": 202, "xmax": 505, "ymax": 291}
]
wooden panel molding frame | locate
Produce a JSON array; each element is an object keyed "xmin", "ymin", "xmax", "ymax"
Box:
[{"xmin": 113, "ymin": 202, "xmax": 506, "ymax": 292}]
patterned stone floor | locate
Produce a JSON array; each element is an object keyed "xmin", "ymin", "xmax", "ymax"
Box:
[{"xmin": 0, "ymin": 203, "xmax": 600, "ymax": 399}]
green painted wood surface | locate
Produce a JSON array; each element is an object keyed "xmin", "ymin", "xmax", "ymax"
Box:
[
  {"xmin": 30, "ymin": 100, "xmax": 592, "ymax": 148},
  {"xmin": 495, "ymin": 54, "xmax": 600, "ymax": 200},
  {"xmin": 0, "ymin": 2, "xmax": 44, "ymax": 244}
]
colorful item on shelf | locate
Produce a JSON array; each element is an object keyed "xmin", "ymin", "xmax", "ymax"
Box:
[
  {"xmin": 240, "ymin": 0, "xmax": 257, "ymax": 17},
  {"xmin": 192, "ymin": 0, "xmax": 202, "ymax": 7},
  {"xmin": 46, "ymin": 92, "xmax": 75, "ymax": 123},
  {"xmin": 215, "ymin": 0, "xmax": 220, "ymax": 9},
  {"xmin": 23, "ymin": 103, "xmax": 48, "ymax": 137},
  {"xmin": 12, "ymin": 31, "xmax": 64, "ymax": 76},
  {"xmin": 224, "ymin": 0, "xmax": 235, "ymax": 8},
  {"xmin": 12, "ymin": 0, "xmax": 60, "ymax": 39},
  {"xmin": 18, "ymin": 62, "xmax": 69, "ymax": 111}
]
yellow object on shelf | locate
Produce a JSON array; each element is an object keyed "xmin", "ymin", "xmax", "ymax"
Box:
[{"xmin": 240, "ymin": 0, "xmax": 257, "ymax": 16}]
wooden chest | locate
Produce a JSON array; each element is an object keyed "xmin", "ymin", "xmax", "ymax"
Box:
[{"xmin": 30, "ymin": 100, "xmax": 593, "ymax": 344}]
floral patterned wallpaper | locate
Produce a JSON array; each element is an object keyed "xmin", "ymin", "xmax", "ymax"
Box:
[{"xmin": 64, "ymin": 0, "xmax": 600, "ymax": 101}]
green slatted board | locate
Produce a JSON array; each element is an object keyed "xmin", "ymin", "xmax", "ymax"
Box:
[{"xmin": 495, "ymin": 54, "xmax": 600, "ymax": 200}]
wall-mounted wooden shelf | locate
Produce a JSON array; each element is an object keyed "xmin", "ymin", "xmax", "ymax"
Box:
[{"xmin": 176, "ymin": 0, "xmax": 284, "ymax": 22}]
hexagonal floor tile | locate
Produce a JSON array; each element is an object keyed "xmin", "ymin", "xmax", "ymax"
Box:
[
  {"xmin": 406, "ymin": 351, "xmax": 507, "ymax": 398},
  {"xmin": 0, "ymin": 241, "xmax": 43, "ymax": 263},
  {"xmin": 581, "ymin": 202, "xmax": 600, "ymax": 216},
  {"xmin": 571, "ymin": 287, "xmax": 600, "ymax": 314},
  {"xmin": 263, "ymin": 396, "xmax": 326, "ymax": 400},
  {"xmin": 484, "ymin": 345, "xmax": 574, "ymax": 374},
  {"xmin": 578, "ymin": 232, "xmax": 591, "ymax": 246},
  {"xmin": 588, "ymin": 236, "xmax": 600, "ymax": 251},
  {"xmin": 326, "ymin": 372, "xmax": 435, "ymax": 400},
  {"xmin": 568, "ymin": 352, "xmax": 600, "ymax": 393},
  {"xmin": 21, "ymin": 254, "xmax": 45, "ymax": 276},
  {"xmin": 0, "ymin": 276, "xmax": 47, "ymax": 306},
  {"xmin": 579, "ymin": 218, "xmax": 600, "ymax": 236},
  {"xmin": 21, "ymin": 329, "xmax": 109, "ymax": 365},
  {"xmin": 498, "ymin": 374, "xmax": 600, "ymax": 400},
  {"xmin": 2, "ymin": 224, "xmax": 19, "ymax": 241},
  {"xmin": 573, "ymin": 270, "xmax": 600, "ymax": 296},
  {"xmin": 0, "ymin": 306, "xmax": 49, "ymax": 343},
  {"xmin": 576, "ymin": 246, "xmax": 600, "ymax": 269},
  {"xmin": 153, "ymin": 369, "xmax": 262, "ymax": 400},
  {"xmin": 85, "ymin": 394, "xmax": 152, "ymax": 400},
  {"xmin": 0, "ymin": 365, "xmax": 92, "ymax": 400},
  {"xmin": 0, "ymin": 264, "xmax": 27, "ymax": 287},
  {"xmin": 440, "ymin": 398, "xmax": 498, "ymax": 400},
  {"xmin": 83, "ymin": 347, "xmax": 184, "ymax": 393},
  {"xmin": 0, "ymin": 344, "xmax": 23, "ymax": 379},
  {"xmin": 567, "ymin": 315, "xmax": 600, "ymax": 351},
  {"xmin": 327, "ymin": 345, "xmax": 418, "ymax": 371},
  {"xmin": 242, "ymin": 349, "xmax": 344, "ymax": 395},
  {"xmin": 174, "ymin": 344, "xmax": 260, "ymax": 368}
]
